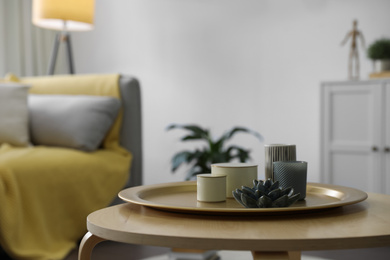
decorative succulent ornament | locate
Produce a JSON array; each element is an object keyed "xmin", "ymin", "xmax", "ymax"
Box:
[{"xmin": 232, "ymin": 179, "xmax": 300, "ymax": 208}]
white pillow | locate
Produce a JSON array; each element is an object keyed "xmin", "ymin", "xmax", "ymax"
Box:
[
  {"xmin": 28, "ymin": 94, "xmax": 121, "ymax": 152},
  {"xmin": 0, "ymin": 83, "xmax": 30, "ymax": 146}
]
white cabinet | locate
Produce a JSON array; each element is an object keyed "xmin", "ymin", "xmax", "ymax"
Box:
[{"xmin": 321, "ymin": 79, "xmax": 390, "ymax": 194}]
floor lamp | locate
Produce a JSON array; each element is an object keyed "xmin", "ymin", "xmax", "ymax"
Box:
[{"xmin": 32, "ymin": 0, "xmax": 95, "ymax": 75}]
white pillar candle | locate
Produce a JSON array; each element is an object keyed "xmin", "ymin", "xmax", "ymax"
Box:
[{"xmin": 211, "ymin": 163, "xmax": 258, "ymax": 198}]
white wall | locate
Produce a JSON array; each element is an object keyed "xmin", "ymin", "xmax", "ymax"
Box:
[{"xmin": 73, "ymin": 0, "xmax": 390, "ymax": 185}]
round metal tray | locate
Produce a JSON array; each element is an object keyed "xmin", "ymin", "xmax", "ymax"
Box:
[{"xmin": 119, "ymin": 181, "xmax": 368, "ymax": 215}]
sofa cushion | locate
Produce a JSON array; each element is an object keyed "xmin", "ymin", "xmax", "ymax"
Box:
[
  {"xmin": 6, "ymin": 73, "xmax": 124, "ymax": 152},
  {"xmin": 0, "ymin": 83, "xmax": 30, "ymax": 146},
  {"xmin": 29, "ymin": 94, "xmax": 121, "ymax": 151}
]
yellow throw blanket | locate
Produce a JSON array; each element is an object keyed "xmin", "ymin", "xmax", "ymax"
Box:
[{"xmin": 0, "ymin": 74, "xmax": 132, "ymax": 259}]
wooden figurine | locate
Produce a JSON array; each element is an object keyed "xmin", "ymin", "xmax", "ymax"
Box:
[{"xmin": 341, "ymin": 20, "xmax": 366, "ymax": 79}]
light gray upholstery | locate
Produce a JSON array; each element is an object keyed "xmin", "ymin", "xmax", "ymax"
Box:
[
  {"xmin": 29, "ymin": 94, "xmax": 121, "ymax": 151},
  {"xmin": 118, "ymin": 75, "xmax": 143, "ymax": 188}
]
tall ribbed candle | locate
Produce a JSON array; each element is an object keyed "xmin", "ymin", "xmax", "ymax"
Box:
[{"xmin": 264, "ymin": 144, "xmax": 296, "ymax": 180}]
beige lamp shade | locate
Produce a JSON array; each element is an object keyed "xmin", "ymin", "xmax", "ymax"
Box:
[{"xmin": 32, "ymin": 0, "xmax": 95, "ymax": 31}]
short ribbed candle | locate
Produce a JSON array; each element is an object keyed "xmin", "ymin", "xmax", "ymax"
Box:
[
  {"xmin": 264, "ymin": 144, "xmax": 296, "ymax": 180},
  {"xmin": 273, "ymin": 161, "xmax": 307, "ymax": 200}
]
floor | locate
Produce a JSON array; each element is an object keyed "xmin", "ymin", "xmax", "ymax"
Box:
[
  {"xmin": 64, "ymin": 241, "xmax": 390, "ymax": 260},
  {"xmin": 64, "ymin": 241, "xmax": 170, "ymax": 260},
  {"xmin": 2, "ymin": 241, "xmax": 389, "ymax": 260}
]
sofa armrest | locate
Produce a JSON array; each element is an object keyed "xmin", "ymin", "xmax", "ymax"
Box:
[{"xmin": 119, "ymin": 75, "xmax": 142, "ymax": 188}]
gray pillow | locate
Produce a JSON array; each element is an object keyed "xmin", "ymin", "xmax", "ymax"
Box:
[
  {"xmin": 0, "ymin": 83, "xmax": 30, "ymax": 146},
  {"xmin": 28, "ymin": 94, "xmax": 121, "ymax": 151}
]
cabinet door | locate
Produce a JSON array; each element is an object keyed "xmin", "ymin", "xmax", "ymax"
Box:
[
  {"xmin": 385, "ymin": 84, "xmax": 390, "ymax": 194},
  {"xmin": 321, "ymin": 82, "xmax": 384, "ymax": 193}
]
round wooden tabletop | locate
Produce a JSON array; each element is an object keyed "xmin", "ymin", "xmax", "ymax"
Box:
[{"xmin": 80, "ymin": 192, "xmax": 390, "ymax": 260}]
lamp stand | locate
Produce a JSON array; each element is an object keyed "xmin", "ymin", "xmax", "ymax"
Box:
[{"xmin": 48, "ymin": 32, "xmax": 75, "ymax": 75}]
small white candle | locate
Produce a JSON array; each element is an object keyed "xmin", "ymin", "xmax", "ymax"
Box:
[{"xmin": 197, "ymin": 174, "xmax": 226, "ymax": 202}]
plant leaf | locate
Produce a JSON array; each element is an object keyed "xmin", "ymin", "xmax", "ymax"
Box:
[
  {"xmin": 226, "ymin": 145, "xmax": 251, "ymax": 162},
  {"xmin": 186, "ymin": 166, "xmax": 206, "ymax": 180},
  {"xmin": 211, "ymin": 150, "xmax": 231, "ymax": 163},
  {"xmin": 167, "ymin": 124, "xmax": 210, "ymax": 141},
  {"xmin": 227, "ymin": 127, "xmax": 264, "ymax": 141},
  {"xmin": 216, "ymin": 127, "xmax": 264, "ymax": 147},
  {"xmin": 167, "ymin": 124, "xmax": 263, "ymax": 178},
  {"xmin": 171, "ymin": 151, "xmax": 192, "ymax": 172}
]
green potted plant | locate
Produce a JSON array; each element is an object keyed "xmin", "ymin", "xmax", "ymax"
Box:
[
  {"xmin": 167, "ymin": 124, "xmax": 264, "ymax": 180},
  {"xmin": 367, "ymin": 38, "xmax": 390, "ymax": 72}
]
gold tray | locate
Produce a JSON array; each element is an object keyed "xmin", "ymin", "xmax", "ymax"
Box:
[{"xmin": 118, "ymin": 181, "xmax": 368, "ymax": 215}]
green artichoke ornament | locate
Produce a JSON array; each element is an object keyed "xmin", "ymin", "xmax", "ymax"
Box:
[{"xmin": 232, "ymin": 179, "xmax": 300, "ymax": 208}]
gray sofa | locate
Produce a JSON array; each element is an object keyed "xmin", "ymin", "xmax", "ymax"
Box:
[{"xmin": 0, "ymin": 73, "xmax": 142, "ymax": 259}]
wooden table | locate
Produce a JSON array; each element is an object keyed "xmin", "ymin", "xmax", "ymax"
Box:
[{"xmin": 79, "ymin": 192, "xmax": 390, "ymax": 260}]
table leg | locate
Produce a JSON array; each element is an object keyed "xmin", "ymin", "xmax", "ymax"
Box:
[
  {"xmin": 251, "ymin": 251, "xmax": 301, "ymax": 260},
  {"xmin": 78, "ymin": 232, "xmax": 106, "ymax": 260}
]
